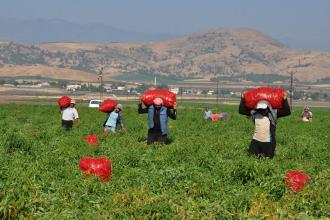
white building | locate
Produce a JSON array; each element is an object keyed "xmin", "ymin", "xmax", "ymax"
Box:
[
  {"xmin": 170, "ymin": 87, "xmax": 179, "ymax": 94},
  {"xmin": 207, "ymin": 90, "xmax": 215, "ymax": 95},
  {"xmin": 39, "ymin": 82, "xmax": 50, "ymax": 87},
  {"xmin": 3, "ymin": 84, "xmax": 15, "ymax": 87},
  {"xmin": 66, "ymin": 84, "xmax": 81, "ymax": 91}
]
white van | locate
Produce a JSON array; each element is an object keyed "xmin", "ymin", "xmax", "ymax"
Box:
[{"xmin": 88, "ymin": 100, "xmax": 102, "ymax": 108}]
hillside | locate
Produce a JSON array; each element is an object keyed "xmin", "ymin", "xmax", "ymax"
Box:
[{"xmin": 1, "ymin": 28, "xmax": 330, "ymax": 82}]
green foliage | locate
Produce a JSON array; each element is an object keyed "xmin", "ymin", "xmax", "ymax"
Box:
[
  {"xmin": 0, "ymin": 103, "xmax": 329, "ymax": 219},
  {"xmin": 135, "ymin": 84, "xmax": 151, "ymax": 93},
  {"xmin": 2, "ymin": 129, "xmax": 32, "ymax": 154}
]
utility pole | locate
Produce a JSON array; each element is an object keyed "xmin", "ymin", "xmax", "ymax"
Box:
[
  {"xmin": 216, "ymin": 79, "xmax": 219, "ymax": 105},
  {"xmin": 98, "ymin": 67, "xmax": 104, "ymax": 100},
  {"xmin": 154, "ymin": 74, "xmax": 157, "ymax": 88},
  {"xmin": 180, "ymin": 87, "xmax": 183, "ymax": 106},
  {"xmin": 214, "ymin": 63, "xmax": 219, "ymax": 105},
  {"xmin": 289, "ymin": 71, "xmax": 295, "ymax": 110}
]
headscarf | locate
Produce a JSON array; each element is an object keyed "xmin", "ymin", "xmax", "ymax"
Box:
[
  {"xmin": 153, "ymin": 97, "xmax": 163, "ymax": 105},
  {"xmin": 251, "ymin": 100, "xmax": 278, "ymax": 127}
]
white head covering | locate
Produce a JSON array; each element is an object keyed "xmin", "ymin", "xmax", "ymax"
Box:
[
  {"xmin": 153, "ymin": 97, "xmax": 163, "ymax": 105},
  {"xmin": 256, "ymin": 100, "xmax": 268, "ymax": 109},
  {"xmin": 251, "ymin": 100, "xmax": 278, "ymax": 127},
  {"xmin": 116, "ymin": 104, "xmax": 123, "ymax": 110}
]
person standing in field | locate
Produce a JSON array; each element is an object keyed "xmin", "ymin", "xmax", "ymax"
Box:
[
  {"xmin": 138, "ymin": 98, "xmax": 177, "ymax": 145},
  {"xmin": 61, "ymin": 99, "xmax": 79, "ymax": 130},
  {"xmin": 239, "ymin": 93, "xmax": 291, "ymax": 159},
  {"xmin": 103, "ymin": 104, "xmax": 124, "ymax": 133},
  {"xmin": 301, "ymin": 106, "xmax": 313, "ymax": 122}
]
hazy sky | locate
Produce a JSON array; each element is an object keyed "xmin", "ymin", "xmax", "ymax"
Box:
[{"xmin": 1, "ymin": 0, "xmax": 330, "ymax": 49}]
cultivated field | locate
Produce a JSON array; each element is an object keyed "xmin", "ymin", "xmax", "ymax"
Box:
[{"xmin": 0, "ymin": 103, "xmax": 329, "ymax": 219}]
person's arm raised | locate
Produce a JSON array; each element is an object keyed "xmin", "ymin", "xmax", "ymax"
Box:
[
  {"xmin": 238, "ymin": 92, "xmax": 251, "ymax": 116},
  {"xmin": 138, "ymin": 101, "xmax": 148, "ymax": 114},
  {"xmin": 168, "ymin": 103, "xmax": 177, "ymax": 120},
  {"xmin": 278, "ymin": 93, "xmax": 291, "ymax": 118}
]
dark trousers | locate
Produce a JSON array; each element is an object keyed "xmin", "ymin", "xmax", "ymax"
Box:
[
  {"xmin": 147, "ymin": 129, "xmax": 167, "ymax": 145},
  {"xmin": 249, "ymin": 139, "xmax": 276, "ymax": 159},
  {"xmin": 62, "ymin": 120, "xmax": 73, "ymax": 130}
]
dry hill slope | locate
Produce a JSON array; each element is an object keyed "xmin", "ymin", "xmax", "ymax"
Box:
[{"xmin": 1, "ymin": 28, "xmax": 330, "ymax": 82}]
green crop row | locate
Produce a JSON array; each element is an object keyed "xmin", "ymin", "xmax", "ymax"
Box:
[{"xmin": 0, "ymin": 103, "xmax": 329, "ymax": 219}]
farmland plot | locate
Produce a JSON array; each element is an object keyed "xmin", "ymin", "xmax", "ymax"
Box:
[{"xmin": 0, "ymin": 103, "xmax": 329, "ymax": 219}]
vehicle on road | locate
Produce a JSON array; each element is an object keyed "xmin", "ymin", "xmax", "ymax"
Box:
[{"xmin": 88, "ymin": 99, "xmax": 102, "ymax": 108}]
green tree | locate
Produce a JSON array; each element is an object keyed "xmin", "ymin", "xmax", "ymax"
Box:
[
  {"xmin": 157, "ymin": 83, "xmax": 169, "ymax": 89},
  {"xmin": 136, "ymin": 84, "xmax": 150, "ymax": 93}
]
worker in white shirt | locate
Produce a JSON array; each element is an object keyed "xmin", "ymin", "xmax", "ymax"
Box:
[{"xmin": 61, "ymin": 99, "xmax": 79, "ymax": 129}]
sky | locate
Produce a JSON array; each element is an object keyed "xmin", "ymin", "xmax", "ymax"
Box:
[{"xmin": 1, "ymin": 0, "xmax": 330, "ymax": 50}]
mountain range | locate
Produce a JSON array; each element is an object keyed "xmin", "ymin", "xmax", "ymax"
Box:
[
  {"xmin": 0, "ymin": 17, "xmax": 174, "ymax": 43},
  {"xmin": 1, "ymin": 28, "xmax": 330, "ymax": 82}
]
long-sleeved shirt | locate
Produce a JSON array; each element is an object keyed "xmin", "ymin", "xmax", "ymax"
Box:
[
  {"xmin": 138, "ymin": 104, "xmax": 177, "ymax": 120},
  {"xmin": 103, "ymin": 111, "xmax": 124, "ymax": 129},
  {"xmin": 61, "ymin": 107, "xmax": 79, "ymax": 121},
  {"xmin": 138, "ymin": 103, "xmax": 176, "ymax": 134}
]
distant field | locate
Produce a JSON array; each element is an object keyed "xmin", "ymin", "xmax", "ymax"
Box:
[
  {"xmin": 0, "ymin": 103, "xmax": 329, "ymax": 219},
  {"xmin": 112, "ymin": 72, "xmax": 189, "ymax": 84}
]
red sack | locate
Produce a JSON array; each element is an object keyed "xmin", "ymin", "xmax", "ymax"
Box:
[
  {"xmin": 211, "ymin": 114, "xmax": 221, "ymax": 122},
  {"xmin": 285, "ymin": 170, "xmax": 309, "ymax": 192},
  {"xmin": 99, "ymin": 99, "xmax": 118, "ymax": 113},
  {"xmin": 84, "ymin": 135, "xmax": 99, "ymax": 145},
  {"xmin": 58, "ymin": 96, "xmax": 71, "ymax": 108},
  {"xmin": 243, "ymin": 87, "xmax": 286, "ymax": 109},
  {"xmin": 141, "ymin": 89, "xmax": 176, "ymax": 107},
  {"xmin": 79, "ymin": 157, "xmax": 111, "ymax": 181}
]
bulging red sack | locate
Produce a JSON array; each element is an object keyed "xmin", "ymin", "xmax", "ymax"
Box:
[
  {"xmin": 211, "ymin": 114, "xmax": 221, "ymax": 122},
  {"xmin": 99, "ymin": 99, "xmax": 118, "ymax": 113},
  {"xmin": 141, "ymin": 89, "xmax": 176, "ymax": 107},
  {"xmin": 285, "ymin": 170, "xmax": 309, "ymax": 192},
  {"xmin": 79, "ymin": 157, "xmax": 111, "ymax": 181},
  {"xmin": 58, "ymin": 96, "xmax": 71, "ymax": 108},
  {"xmin": 84, "ymin": 135, "xmax": 99, "ymax": 145},
  {"xmin": 243, "ymin": 87, "xmax": 286, "ymax": 109}
]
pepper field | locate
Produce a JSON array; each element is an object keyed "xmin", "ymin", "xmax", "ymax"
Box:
[{"xmin": 0, "ymin": 103, "xmax": 329, "ymax": 219}]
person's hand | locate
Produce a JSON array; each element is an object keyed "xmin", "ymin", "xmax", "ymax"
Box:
[
  {"xmin": 283, "ymin": 92, "xmax": 288, "ymax": 100},
  {"xmin": 241, "ymin": 91, "xmax": 245, "ymax": 99},
  {"xmin": 173, "ymin": 102, "xmax": 177, "ymax": 110}
]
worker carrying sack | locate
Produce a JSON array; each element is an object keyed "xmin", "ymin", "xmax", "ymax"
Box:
[
  {"xmin": 99, "ymin": 99, "xmax": 118, "ymax": 113},
  {"xmin": 79, "ymin": 157, "xmax": 111, "ymax": 182},
  {"xmin": 242, "ymin": 87, "xmax": 286, "ymax": 109},
  {"xmin": 141, "ymin": 89, "xmax": 176, "ymax": 107},
  {"xmin": 58, "ymin": 96, "xmax": 71, "ymax": 108}
]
